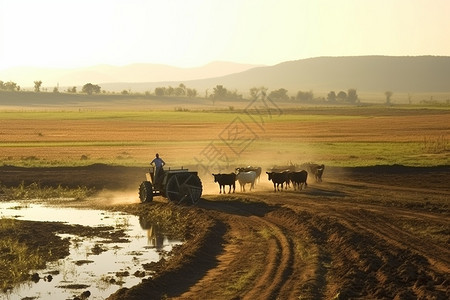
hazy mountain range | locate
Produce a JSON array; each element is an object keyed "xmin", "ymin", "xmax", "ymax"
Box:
[
  {"xmin": 1, "ymin": 56, "xmax": 449, "ymax": 94},
  {"xmin": 0, "ymin": 61, "xmax": 262, "ymax": 89}
]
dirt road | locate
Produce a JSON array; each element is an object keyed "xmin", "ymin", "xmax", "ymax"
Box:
[
  {"xmin": 1, "ymin": 165, "xmax": 448, "ymax": 299},
  {"xmin": 106, "ymin": 166, "xmax": 449, "ymax": 300}
]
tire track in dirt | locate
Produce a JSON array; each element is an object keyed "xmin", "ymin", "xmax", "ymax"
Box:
[
  {"xmin": 177, "ymin": 180, "xmax": 449, "ymax": 300},
  {"xmin": 242, "ymin": 216, "xmax": 293, "ymax": 300},
  {"xmin": 338, "ymin": 208, "xmax": 450, "ymax": 273},
  {"xmin": 176, "ymin": 200, "xmax": 295, "ymax": 300},
  {"xmin": 106, "ymin": 174, "xmax": 449, "ymax": 300},
  {"xmin": 275, "ymin": 188, "xmax": 450, "ymax": 299}
]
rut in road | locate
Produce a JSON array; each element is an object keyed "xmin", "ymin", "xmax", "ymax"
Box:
[
  {"xmin": 178, "ymin": 200, "xmax": 296, "ymax": 300},
  {"xmin": 107, "ymin": 176, "xmax": 449, "ymax": 300},
  {"xmin": 278, "ymin": 195, "xmax": 449, "ymax": 299},
  {"xmin": 188, "ymin": 191, "xmax": 449, "ymax": 300}
]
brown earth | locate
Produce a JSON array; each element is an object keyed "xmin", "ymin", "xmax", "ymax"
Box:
[{"xmin": 0, "ymin": 164, "xmax": 449, "ymax": 299}]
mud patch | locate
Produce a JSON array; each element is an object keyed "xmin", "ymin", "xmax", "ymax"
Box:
[{"xmin": 0, "ymin": 201, "xmax": 182, "ymax": 299}]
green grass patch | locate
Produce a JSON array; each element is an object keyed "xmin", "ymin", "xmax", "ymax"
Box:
[
  {"xmin": 0, "ymin": 110, "xmax": 241, "ymax": 122},
  {"xmin": 224, "ymin": 267, "xmax": 258, "ymax": 296},
  {"xmin": 0, "ymin": 218, "xmax": 64, "ymax": 292},
  {"xmin": 243, "ymin": 140, "xmax": 450, "ymax": 167},
  {"xmin": 2, "ymin": 140, "xmax": 447, "ymax": 168},
  {"xmin": 0, "ymin": 182, "xmax": 94, "ymax": 200},
  {"xmin": 258, "ymin": 227, "xmax": 274, "ymax": 239},
  {"xmin": 0, "ymin": 109, "xmax": 396, "ymax": 123},
  {"xmin": 0, "ymin": 235, "xmax": 45, "ymax": 291}
]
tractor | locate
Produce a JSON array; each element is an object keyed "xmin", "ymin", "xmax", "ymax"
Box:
[{"xmin": 139, "ymin": 166, "xmax": 203, "ymax": 205}]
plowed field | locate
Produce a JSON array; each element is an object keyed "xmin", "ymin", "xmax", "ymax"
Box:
[
  {"xmin": 106, "ymin": 165, "xmax": 449, "ymax": 300},
  {"xmin": 1, "ymin": 165, "xmax": 448, "ymax": 299}
]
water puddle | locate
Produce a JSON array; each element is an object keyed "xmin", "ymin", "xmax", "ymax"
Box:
[{"xmin": 0, "ymin": 201, "xmax": 181, "ymax": 300}]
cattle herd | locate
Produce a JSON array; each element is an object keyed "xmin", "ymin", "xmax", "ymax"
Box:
[{"xmin": 212, "ymin": 163, "xmax": 325, "ymax": 193}]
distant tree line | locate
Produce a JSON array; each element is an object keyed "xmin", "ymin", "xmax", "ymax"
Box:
[
  {"xmin": 81, "ymin": 83, "xmax": 101, "ymax": 95},
  {"xmin": 2, "ymin": 78, "xmax": 399, "ymax": 106},
  {"xmin": 0, "ymin": 80, "xmax": 20, "ymax": 91},
  {"xmin": 154, "ymin": 83, "xmax": 197, "ymax": 97},
  {"xmin": 326, "ymin": 89, "xmax": 359, "ymax": 103},
  {"xmin": 0, "ymin": 79, "xmax": 360, "ymax": 104}
]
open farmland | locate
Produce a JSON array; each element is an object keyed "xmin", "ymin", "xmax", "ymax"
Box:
[
  {"xmin": 0, "ymin": 104, "xmax": 449, "ymax": 299},
  {"xmin": 0, "ymin": 106, "xmax": 449, "ymax": 168}
]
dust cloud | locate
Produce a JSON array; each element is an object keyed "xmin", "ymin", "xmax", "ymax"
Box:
[
  {"xmin": 92, "ymin": 189, "xmax": 141, "ymax": 206},
  {"xmin": 197, "ymin": 140, "xmax": 325, "ymax": 196}
]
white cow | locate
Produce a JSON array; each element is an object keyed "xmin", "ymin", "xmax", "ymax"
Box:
[{"xmin": 236, "ymin": 170, "xmax": 257, "ymax": 192}]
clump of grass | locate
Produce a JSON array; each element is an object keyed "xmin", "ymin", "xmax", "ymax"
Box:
[
  {"xmin": 0, "ymin": 238, "xmax": 45, "ymax": 291},
  {"xmin": 258, "ymin": 227, "xmax": 273, "ymax": 239},
  {"xmin": 0, "ymin": 219, "xmax": 46, "ymax": 291},
  {"xmin": 0, "ymin": 182, "xmax": 95, "ymax": 200},
  {"xmin": 225, "ymin": 267, "xmax": 257, "ymax": 295}
]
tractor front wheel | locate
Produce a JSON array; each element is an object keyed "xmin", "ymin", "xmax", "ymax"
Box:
[{"xmin": 139, "ymin": 181, "xmax": 153, "ymax": 203}]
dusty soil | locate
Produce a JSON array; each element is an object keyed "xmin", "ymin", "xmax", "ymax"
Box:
[{"xmin": 0, "ymin": 164, "xmax": 449, "ymax": 299}]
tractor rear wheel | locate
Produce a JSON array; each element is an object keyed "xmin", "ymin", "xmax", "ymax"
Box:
[
  {"xmin": 139, "ymin": 181, "xmax": 153, "ymax": 203},
  {"xmin": 165, "ymin": 173, "xmax": 202, "ymax": 205}
]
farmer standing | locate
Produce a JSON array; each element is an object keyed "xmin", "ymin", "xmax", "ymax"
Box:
[{"xmin": 151, "ymin": 153, "xmax": 166, "ymax": 186}]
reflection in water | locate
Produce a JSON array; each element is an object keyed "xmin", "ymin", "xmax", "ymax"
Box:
[
  {"xmin": 0, "ymin": 201, "xmax": 182, "ymax": 300},
  {"xmin": 139, "ymin": 217, "xmax": 166, "ymax": 250}
]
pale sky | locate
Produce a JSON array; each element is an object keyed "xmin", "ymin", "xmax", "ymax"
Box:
[{"xmin": 0, "ymin": 0, "xmax": 449, "ymax": 71}]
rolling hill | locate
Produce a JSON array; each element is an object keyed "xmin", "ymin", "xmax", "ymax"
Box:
[
  {"xmin": 101, "ymin": 56, "xmax": 450, "ymax": 95},
  {"xmin": 2, "ymin": 56, "xmax": 449, "ymax": 96},
  {"xmin": 0, "ymin": 61, "xmax": 262, "ymax": 88}
]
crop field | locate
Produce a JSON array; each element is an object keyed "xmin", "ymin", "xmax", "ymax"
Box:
[
  {"xmin": 0, "ymin": 100, "xmax": 449, "ymax": 299},
  {"xmin": 0, "ymin": 106, "xmax": 449, "ymax": 169}
]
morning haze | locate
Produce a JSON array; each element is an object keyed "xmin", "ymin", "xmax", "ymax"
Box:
[{"xmin": 2, "ymin": 56, "xmax": 449, "ymax": 97}]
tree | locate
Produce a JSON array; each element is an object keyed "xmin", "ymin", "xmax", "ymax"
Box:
[
  {"xmin": 327, "ymin": 91, "xmax": 337, "ymax": 102},
  {"xmin": 249, "ymin": 87, "xmax": 268, "ymax": 100},
  {"xmin": 53, "ymin": 83, "xmax": 60, "ymax": 93},
  {"xmin": 154, "ymin": 87, "xmax": 165, "ymax": 96},
  {"xmin": 82, "ymin": 83, "xmax": 101, "ymax": 95},
  {"xmin": 337, "ymin": 91, "xmax": 347, "ymax": 101},
  {"xmin": 34, "ymin": 81, "xmax": 42, "ymax": 92},
  {"xmin": 210, "ymin": 85, "xmax": 242, "ymax": 101},
  {"xmin": 165, "ymin": 86, "xmax": 174, "ymax": 96},
  {"xmin": 176, "ymin": 83, "xmax": 186, "ymax": 96},
  {"xmin": 347, "ymin": 88, "xmax": 359, "ymax": 104},
  {"xmin": 296, "ymin": 90, "xmax": 313, "ymax": 102},
  {"xmin": 385, "ymin": 91, "xmax": 393, "ymax": 105},
  {"xmin": 227, "ymin": 89, "xmax": 242, "ymax": 100},
  {"xmin": 268, "ymin": 88, "xmax": 289, "ymax": 101},
  {"xmin": 212, "ymin": 85, "xmax": 228, "ymax": 100},
  {"xmin": 174, "ymin": 83, "xmax": 186, "ymax": 96},
  {"xmin": 3, "ymin": 81, "xmax": 19, "ymax": 91},
  {"xmin": 186, "ymin": 88, "xmax": 197, "ymax": 98},
  {"xmin": 67, "ymin": 86, "xmax": 77, "ymax": 93}
]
